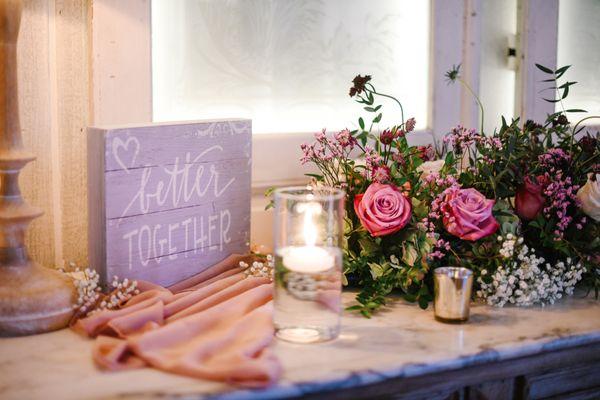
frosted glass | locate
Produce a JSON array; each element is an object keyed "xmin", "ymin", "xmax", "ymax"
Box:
[
  {"xmin": 152, "ymin": 0, "xmax": 430, "ymax": 134},
  {"xmin": 557, "ymin": 0, "xmax": 600, "ymax": 115},
  {"xmin": 479, "ymin": 0, "xmax": 517, "ymax": 134}
]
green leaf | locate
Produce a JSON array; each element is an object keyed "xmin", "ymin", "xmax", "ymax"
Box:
[
  {"xmin": 565, "ymin": 109, "xmax": 587, "ymax": 113},
  {"xmin": 535, "ymin": 63, "xmax": 553, "ymax": 74},
  {"xmin": 555, "ymin": 65, "xmax": 571, "ymax": 79},
  {"xmin": 444, "ymin": 151, "xmax": 455, "ymax": 167},
  {"xmin": 560, "ymin": 82, "xmax": 577, "ymax": 99},
  {"xmin": 402, "ymin": 245, "xmax": 418, "ymax": 267},
  {"xmin": 358, "ymin": 117, "xmax": 365, "ymax": 130},
  {"xmin": 358, "ymin": 237, "xmax": 380, "ymax": 254},
  {"xmin": 404, "ymin": 293, "xmax": 417, "ymax": 302},
  {"xmin": 264, "ymin": 186, "xmax": 276, "ymax": 197},
  {"xmin": 368, "ymin": 262, "xmax": 385, "ymax": 279},
  {"xmin": 373, "ymin": 113, "xmax": 382, "ymax": 123}
]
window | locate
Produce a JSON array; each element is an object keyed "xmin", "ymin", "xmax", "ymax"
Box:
[
  {"xmin": 95, "ymin": 0, "xmax": 600, "ymax": 244},
  {"xmin": 557, "ymin": 0, "xmax": 600, "ymax": 116},
  {"xmin": 479, "ymin": 0, "xmax": 518, "ymax": 133},
  {"xmin": 152, "ymin": 0, "xmax": 430, "ymax": 134}
]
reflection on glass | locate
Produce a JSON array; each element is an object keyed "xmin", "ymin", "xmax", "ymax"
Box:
[
  {"xmin": 152, "ymin": 0, "xmax": 430, "ymax": 133},
  {"xmin": 558, "ymin": 0, "xmax": 600, "ymax": 115},
  {"xmin": 479, "ymin": 0, "xmax": 517, "ymax": 134}
]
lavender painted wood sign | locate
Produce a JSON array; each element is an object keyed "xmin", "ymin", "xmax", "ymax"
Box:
[{"xmin": 87, "ymin": 119, "xmax": 251, "ymax": 286}]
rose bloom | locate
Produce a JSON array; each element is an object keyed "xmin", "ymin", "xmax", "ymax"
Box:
[
  {"xmin": 442, "ymin": 188, "xmax": 499, "ymax": 241},
  {"xmin": 577, "ymin": 173, "xmax": 600, "ymax": 222},
  {"xmin": 515, "ymin": 176, "xmax": 545, "ymax": 220},
  {"xmin": 354, "ymin": 183, "xmax": 412, "ymax": 237},
  {"xmin": 417, "ymin": 159, "xmax": 445, "ymax": 181}
]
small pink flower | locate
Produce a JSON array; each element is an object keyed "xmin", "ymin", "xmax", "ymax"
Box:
[
  {"xmin": 334, "ymin": 128, "xmax": 355, "ymax": 148},
  {"xmin": 416, "ymin": 145, "xmax": 435, "ymax": 161},
  {"xmin": 354, "ymin": 183, "xmax": 412, "ymax": 237},
  {"xmin": 405, "ymin": 118, "xmax": 416, "ymax": 132},
  {"xmin": 372, "ymin": 165, "xmax": 391, "ymax": 183},
  {"xmin": 392, "ymin": 152, "xmax": 406, "ymax": 166},
  {"xmin": 442, "ymin": 188, "xmax": 499, "ymax": 241}
]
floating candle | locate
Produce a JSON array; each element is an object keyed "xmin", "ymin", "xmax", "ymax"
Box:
[{"xmin": 282, "ymin": 246, "xmax": 334, "ymax": 273}]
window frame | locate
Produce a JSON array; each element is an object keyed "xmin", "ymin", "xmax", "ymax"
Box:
[
  {"xmin": 91, "ymin": 0, "xmax": 597, "ymax": 243},
  {"xmin": 90, "ymin": 0, "xmax": 477, "ymax": 186}
]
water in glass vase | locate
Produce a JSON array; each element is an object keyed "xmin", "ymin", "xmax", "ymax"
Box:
[{"xmin": 274, "ymin": 246, "xmax": 342, "ymax": 343}]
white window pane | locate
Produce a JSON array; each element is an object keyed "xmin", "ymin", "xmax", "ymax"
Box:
[
  {"xmin": 479, "ymin": 0, "xmax": 517, "ymax": 133},
  {"xmin": 152, "ymin": 0, "xmax": 430, "ymax": 134},
  {"xmin": 557, "ymin": 0, "xmax": 600, "ymax": 115}
]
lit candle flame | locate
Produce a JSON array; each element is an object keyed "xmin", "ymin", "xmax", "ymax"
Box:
[{"xmin": 297, "ymin": 202, "xmax": 322, "ymax": 247}]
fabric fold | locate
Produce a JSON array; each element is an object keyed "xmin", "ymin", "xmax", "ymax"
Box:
[{"xmin": 74, "ymin": 254, "xmax": 281, "ymax": 387}]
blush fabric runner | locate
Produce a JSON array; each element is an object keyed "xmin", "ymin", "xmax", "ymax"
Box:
[{"xmin": 73, "ymin": 255, "xmax": 281, "ymax": 387}]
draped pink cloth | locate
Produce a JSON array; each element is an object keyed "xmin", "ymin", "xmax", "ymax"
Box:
[{"xmin": 73, "ymin": 255, "xmax": 281, "ymax": 387}]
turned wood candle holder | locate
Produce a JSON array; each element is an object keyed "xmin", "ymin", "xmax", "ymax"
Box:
[{"xmin": 0, "ymin": 0, "xmax": 75, "ymax": 336}]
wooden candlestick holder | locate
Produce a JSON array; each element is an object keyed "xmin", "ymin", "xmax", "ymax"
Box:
[{"xmin": 0, "ymin": 0, "xmax": 75, "ymax": 336}]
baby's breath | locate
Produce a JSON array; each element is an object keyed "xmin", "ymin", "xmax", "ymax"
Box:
[
  {"xmin": 239, "ymin": 254, "xmax": 274, "ymax": 281},
  {"xmin": 477, "ymin": 235, "xmax": 585, "ymax": 307},
  {"xmin": 61, "ymin": 262, "xmax": 140, "ymax": 317}
]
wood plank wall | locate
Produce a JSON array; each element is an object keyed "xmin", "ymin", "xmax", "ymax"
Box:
[{"xmin": 17, "ymin": 0, "xmax": 90, "ymax": 268}]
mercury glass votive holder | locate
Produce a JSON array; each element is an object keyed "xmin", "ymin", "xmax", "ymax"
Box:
[
  {"xmin": 434, "ymin": 267, "xmax": 473, "ymax": 323},
  {"xmin": 273, "ymin": 186, "xmax": 345, "ymax": 343}
]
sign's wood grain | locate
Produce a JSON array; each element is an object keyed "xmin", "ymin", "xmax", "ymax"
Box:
[{"xmin": 88, "ymin": 119, "xmax": 251, "ymax": 287}]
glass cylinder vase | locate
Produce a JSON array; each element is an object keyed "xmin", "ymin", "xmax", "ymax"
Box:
[{"xmin": 273, "ymin": 186, "xmax": 345, "ymax": 343}]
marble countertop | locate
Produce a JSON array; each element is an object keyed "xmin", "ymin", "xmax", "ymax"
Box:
[{"xmin": 1, "ymin": 292, "xmax": 599, "ymax": 400}]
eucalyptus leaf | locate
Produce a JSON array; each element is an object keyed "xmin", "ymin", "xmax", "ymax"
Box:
[{"xmin": 535, "ymin": 63, "xmax": 553, "ymax": 74}]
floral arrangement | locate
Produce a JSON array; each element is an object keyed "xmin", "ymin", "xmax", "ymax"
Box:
[{"xmin": 299, "ymin": 65, "xmax": 599, "ymax": 316}]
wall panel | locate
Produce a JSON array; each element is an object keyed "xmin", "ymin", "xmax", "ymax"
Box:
[
  {"xmin": 15, "ymin": 0, "xmax": 90, "ymax": 268},
  {"xmin": 55, "ymin": 0, "xmax": 90, "ymax": 266},
  {"xmin": 17, "ymin": 0, "xmax": 56, "ymax": 267}
]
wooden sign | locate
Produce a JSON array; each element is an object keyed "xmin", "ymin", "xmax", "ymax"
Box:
[{"xmin": 87, "ymin": 119, "xmax": 251, "ymax": 287}]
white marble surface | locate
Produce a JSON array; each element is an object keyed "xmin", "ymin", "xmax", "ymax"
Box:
[{"xmin": 1, "ymin": 292, "xmax": 599, "ymax": 400}]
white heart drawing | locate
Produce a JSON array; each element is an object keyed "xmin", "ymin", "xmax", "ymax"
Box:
[{"xmin": 112, "ymin": 136, "xmax": 140, "ymax": 173}]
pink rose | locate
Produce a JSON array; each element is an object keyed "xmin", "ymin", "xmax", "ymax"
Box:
[
  {"xmin": 442, "ymin": 188, "xmax": 499, "ymax": 241},
  {"xmin": 515, "ymin": 176, "xmax": 546, "ymax": 220},
  {"xmin": 354, "ymin": 183, "xmax": 412, "ymax": 237}
]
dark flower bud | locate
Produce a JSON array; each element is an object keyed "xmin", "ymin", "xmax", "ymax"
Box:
[
  {"xmin": 557, "ymin": 114, "xmax": 569, "ymax": 125},
  {"xmin": 349, "ymin": 75, "xmax": 371, "ymax": 97},
  {"xmin": 524, "ymin": 119, "xmax": 543, "ymax": 131},
  {"xmin": 579, "ymin": 135, "xmax": 598, "ymax": 154},
  {"xmin": 380, "ymin": 129, "xmax": 395, "ymax": 145},
  {"xmin": 552, "ymin": 114, "xmax": 569, "ymax": 127}
]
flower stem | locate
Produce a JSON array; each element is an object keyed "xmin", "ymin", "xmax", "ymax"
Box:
[
  {"xmin": 572, "ymin": 115, "xmax": 600, "ymax": 137},
  {"xmin": 458, "ymin": 78, "xmax": 485, "ymax": 135},
  {"xmin": 366, "ymin": 83, "xmax": 405, "ymax": 125}
]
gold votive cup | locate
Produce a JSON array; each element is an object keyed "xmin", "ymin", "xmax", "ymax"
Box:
[{"xmin": 433, "ymin": 267, "xmax": 473, "ymax": 323}]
